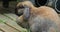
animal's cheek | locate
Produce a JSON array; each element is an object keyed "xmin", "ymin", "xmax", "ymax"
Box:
[{"xmin": 48, "ymin": 27, "xmax": 56, "ymax": 32}]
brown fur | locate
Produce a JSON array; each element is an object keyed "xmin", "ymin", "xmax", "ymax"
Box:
[{"xmin": 16, "ymin": 1, "xmax": 60, "ymax": 32}]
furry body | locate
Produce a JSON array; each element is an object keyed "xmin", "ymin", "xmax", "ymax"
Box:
[{"xmin": 16, "ymin": 1, "xmax": 60, "ymax": 32}]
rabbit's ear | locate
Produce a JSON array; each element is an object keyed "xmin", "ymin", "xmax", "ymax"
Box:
[{"xmin": 23, "ymin": 5, "xmax": 30, "ymax": 20}]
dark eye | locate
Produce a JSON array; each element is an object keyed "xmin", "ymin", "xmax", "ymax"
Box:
[
  {"xmin": 17, "ymin": 5, "xmax": 24, "ymax": 9},
  {"xmin": 19, "ymin": 6, "xmax": 24, "ymax": 9},
  {"xmin": 18, "ymin": 5, "xmax": 24, "ymax": 9}
]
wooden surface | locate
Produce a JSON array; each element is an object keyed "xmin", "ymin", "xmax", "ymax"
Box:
[
  {"xmin": 0, "ymin": 1, "xmax": 28, "ymax": 32},
  {"xmin": 0, "ymin": 13, "xmax": 28, "ymax": 32}
]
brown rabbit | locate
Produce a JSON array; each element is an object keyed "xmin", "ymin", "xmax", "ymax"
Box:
[{"xmin": 16, "ymin": 1, "xmax": 60, "ymax": 32}]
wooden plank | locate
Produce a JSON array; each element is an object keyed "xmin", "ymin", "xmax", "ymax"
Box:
[
  {"xmin": 0, "ymin": 14, "xmax": 14, "ymax": 23},
  {"xmin": 0, "ymin": 23, "xmax": 19, "ymax": 32},
  {"xmin": 0, "ymin": 30, "xmax": 4, "ymax": 32},
  {"xmin": 3, "ymin": 13, "xmax": 18, "ymax": 21},
  {"xmin": 0, "ymin": 14, "xmax": 28, "ymax": 32},
  {"xmin": 5, "ymin": 20, "xmax": 28, "ymax": 32},
  {"xmin": 0, "ymin": 29, "xmax": 4, "ymax": 32},
  {"xmin": 0, "ymin": 31, "xmax": 3, "ymax": 32}
]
